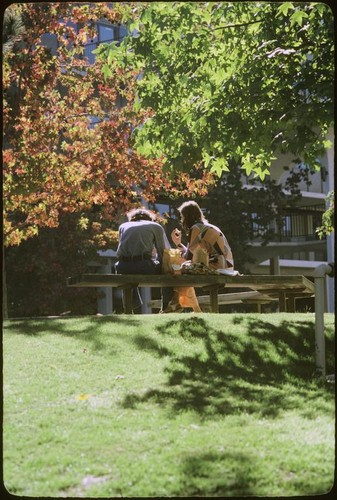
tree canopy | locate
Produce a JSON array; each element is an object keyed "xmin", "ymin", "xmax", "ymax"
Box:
[
  {"xmin": 98, "ymin": 1, "xmax": 334, "ymax": 179},
  {"xmin": 3, "ymin": 2, "xmax": 213, "ymax": 246}
]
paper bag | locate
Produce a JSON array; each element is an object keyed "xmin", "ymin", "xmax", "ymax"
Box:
[{"xmin": 162, "ymin": 249, "xmax": 185, "ymax": 274}]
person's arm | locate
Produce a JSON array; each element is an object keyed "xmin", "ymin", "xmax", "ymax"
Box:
[
  {"xmin": 188, "ymin": 226, "xmax": 202, "ymax": 254},
  {"xmin": 116, "ymin": 226, "xmax": 124, "ymax": 257},
  {"xmin": 171, "ymin": 229, "xmax": 187, "ymax": 254},
  {"xmin": 154, "ymin": 224, "xmax": 171, "ymax": 261}
]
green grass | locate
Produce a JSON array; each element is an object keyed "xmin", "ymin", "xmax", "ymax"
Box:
[{"xmin": 3, "ymin": 313, "xmax": 335, "ymax": 497}]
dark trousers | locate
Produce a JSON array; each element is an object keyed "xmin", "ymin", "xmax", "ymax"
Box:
[{"xmin": 115, "ymin": 260, "xmax": 172, "ymax": 312}]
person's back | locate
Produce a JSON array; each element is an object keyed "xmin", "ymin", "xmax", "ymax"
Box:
[
  {"xmin": 117, "ymin": 219, "xmax": 168, "ymax": 262},
  {"xmin": 115, "ymin": 207, "xmax": 171, "ymax": 312},
  {"xmin": 189, "ymin": 222, "xmax": 234, "ymax": 269}
]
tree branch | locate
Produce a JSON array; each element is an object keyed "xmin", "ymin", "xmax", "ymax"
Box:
[
  {"xmin": 201, "ymin": 18, "xmax": 263, "ymax": 32},
  {"xmin": 214, "ymin": 19, "xmax": 263, "ymax": 30}
]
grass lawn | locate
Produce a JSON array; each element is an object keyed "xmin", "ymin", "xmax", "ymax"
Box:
[{"xmin": 2, "ymin": 312, "xmax": 335, "ymax": 498}]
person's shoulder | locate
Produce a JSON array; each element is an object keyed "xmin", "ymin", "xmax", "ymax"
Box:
[
  {"xmin": 208, "ymin": 222, "xmax": 223, "ymax": 234},
  {"xmin": 137, "ymin": 220, "xmax": 163, "ymax": 229},
  {"xmin": 198, "ymin": 222, "xmax": 221, "ymax": 234},
  {"xmin": 151, "ymin": 221, "xmax": 164, "ymax": 230},
  {"xmin": 192, "ymin": 222, "xmax": 207, "ymax": 231},
  {"xmin": 119, "ymin": 220, "xmax": 140, "ymax": 231}
]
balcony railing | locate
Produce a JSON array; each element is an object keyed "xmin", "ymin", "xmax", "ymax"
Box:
[{"xmin": 252, "ymin": 206, "xmax": 325, "ymax": 242}]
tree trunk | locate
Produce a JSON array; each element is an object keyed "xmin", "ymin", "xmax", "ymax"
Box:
[{"xmin": 3, "ymin": 248, "xmax": 8, "ymax": 319}]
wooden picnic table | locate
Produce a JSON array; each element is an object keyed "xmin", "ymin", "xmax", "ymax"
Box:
[{"xmin": 67, "ymin": 273, "xmax": 315, "ymax": 314}]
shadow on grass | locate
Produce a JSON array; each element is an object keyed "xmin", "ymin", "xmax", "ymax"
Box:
[
  {"xmin": 123, "ymin": 315, "xmax": 335, "ymax": 419},
  {"xmin": 3, "ymin": 315, "xmax": 138, "ymax": 333},
  {"xmin": 177, "ymin": 447, "xmax": 329, "ymax": 497},
  {"xmin": 3, "ymin": 315, "xmax": 139, "ymax": 354},
  {"xmin": 178, "ymin": 450, "xmax": 259, "ymax": 497},
  {"xmin": 4, "ymin": 314, "xmax": 334, "ymax": 419}
]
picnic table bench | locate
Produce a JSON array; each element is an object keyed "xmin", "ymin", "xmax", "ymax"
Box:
[
  {"xmin": 148, "ymin": 290, "xmax": 280, "ymax": 311},
  {"xmin": 67, "ymin": 273, "xmax": 315, "ymax": 314}
]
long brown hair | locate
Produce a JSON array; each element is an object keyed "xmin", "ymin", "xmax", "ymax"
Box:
[{"xmin": 177, "ymin": 201, "xmax": 207, "ymax": 231}]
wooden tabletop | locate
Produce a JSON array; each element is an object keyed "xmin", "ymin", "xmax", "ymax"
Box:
[{"xmin": 67, "ymin": 273, "xmax": 315, "ymax": 295}]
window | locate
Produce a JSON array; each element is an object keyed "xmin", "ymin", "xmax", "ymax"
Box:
[
  {"xmin": 282, "ymin": 215, "xmax": 292, "ymax": 238},
  {"xmin": 83, "ymin": 22, "xmax": 126, "ymax": 64},
  {"xmin": 98, "ymin": 24, "xmax": 115, "ymax": 43}
]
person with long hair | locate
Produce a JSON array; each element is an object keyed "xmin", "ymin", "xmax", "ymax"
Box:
[{"xmin": 171, "ymin": 200, "xmax": 234, "ymax": 270}]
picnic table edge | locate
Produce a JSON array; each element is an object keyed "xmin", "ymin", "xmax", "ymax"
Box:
[{"xmin": 67, "ymin": 273, "xmax": 315, "ymax": 294}]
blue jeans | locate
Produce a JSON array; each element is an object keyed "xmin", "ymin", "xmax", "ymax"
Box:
[{"xmin": 115, "ymin": 260, "xmax": 171, "ymax": 312}]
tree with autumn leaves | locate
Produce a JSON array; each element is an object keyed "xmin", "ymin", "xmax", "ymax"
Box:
[
  {"xmin": 3, "ymin": 2, "xmax": 212, "ymax": 247},
  {"xmin": 3, "ymin": 3, "xmax": 213, "ymax": 316}
]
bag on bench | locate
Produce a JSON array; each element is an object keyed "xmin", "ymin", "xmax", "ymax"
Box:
[{"xmin": 162, "ymin": 249, "xmax": 201, "ymax": 312}]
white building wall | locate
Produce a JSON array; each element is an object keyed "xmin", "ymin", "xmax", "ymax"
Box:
[
  {"xmin": 252, "ymin": 128, "xmax": 335, "ymax": 312},
  {"xmin": 323, "ymin": 127, "xmax": 335, "ymax": 312}
]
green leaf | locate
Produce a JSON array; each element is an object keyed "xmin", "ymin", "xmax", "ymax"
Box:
[
  {"xmin": 276, "ymin": 2, "xmax": 294, "ymax": 18},
  {"xmin": 133, "ymin": 99, "xmax": 142, "ymax": 112},
  {"xmin": 102, "ymin": 64, "xmax": 113, "ymax": 80},
  {"xmin": 202, "ymin": 151, "xmax": 213, "ymax": 168},
  {"xmin": 290, "ymin": 10, "xmax": 309, "ymax": 27},
  {"xmin": 254, "ymin": 167, "xmax": 270, "ymax": 181},
  {"xmin": 212, "ymin": 68, "xmax": 227, "ymax": 86},
  {"xmin": 97, "ymin": 0, "xmax": 334, "ymax": 186},
  {"xmin": 242, "ymin": 160, "xmax": 255, "ymax": 176},
  {"xmin": 323, "ymin": 139, "xmax": 333, "ymax": 149},
  {"xmin": 140, "ymin": 8, "xmax": 152, "ymax": 24},
  {"xmin": 107, "ymin": 43, "xmax": 120, "ymax": 66},
  {"xmin": 129, "ymin": 20, "xmax": 140, "ymax": 33},
  {"xmin": 136, "ymin": 140, "xmax": 154, "ymax": 157},
  {"xmin": 210, "ymin": 157, "xmax": 229, "ymax": 177},
  {"xmin": 311, "ymin": 3, "xmax": 329, "ymax": 18}
]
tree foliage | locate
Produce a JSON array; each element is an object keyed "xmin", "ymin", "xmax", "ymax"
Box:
[
  {"xmin": 160, "ymin": 161, "xmax": 312, "ymax": 273},
  {"xmin": 316, "ymin": 190, "xmax": 334, "ymax": 239},
  {"xmin": 98, "ymin": 1, "xmax": 334, "ymax": 178},
  {"xmin": 3, "ymin": 2, "xmax": 214, "ymax": 247},
  {"xmin": 5, "ymin": 214, "xmax": 99, "ymax": 316}
]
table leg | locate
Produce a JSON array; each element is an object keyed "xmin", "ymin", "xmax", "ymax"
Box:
[
  {"xmin": 123, "ymin": 287, "xmax": 133, "ymax": 314},
  {"xmin": 288, "ymin": 295, "xmax": 296, "ymax": 312},
  {"xmin": 278, "ymin": 292, "xmax": 287, "ymax": 312},
  {"xmin": 209, "ymin": 288, "xmax": 219, "ymax": 313}
]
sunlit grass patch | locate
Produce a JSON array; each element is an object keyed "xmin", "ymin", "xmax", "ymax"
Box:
[{"xmin": 3, "ymin": 313, "xmax": 335, "ymax": 497}]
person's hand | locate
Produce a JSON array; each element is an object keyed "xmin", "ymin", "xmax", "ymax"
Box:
[{"xmin": 171, "ymin": 228, "xmax": 182, "ymax": 246}]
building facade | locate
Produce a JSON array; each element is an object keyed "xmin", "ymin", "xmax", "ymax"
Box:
[{"xmin": 246, "ymin": 139, "xmax": 334, "ymax": 312}]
